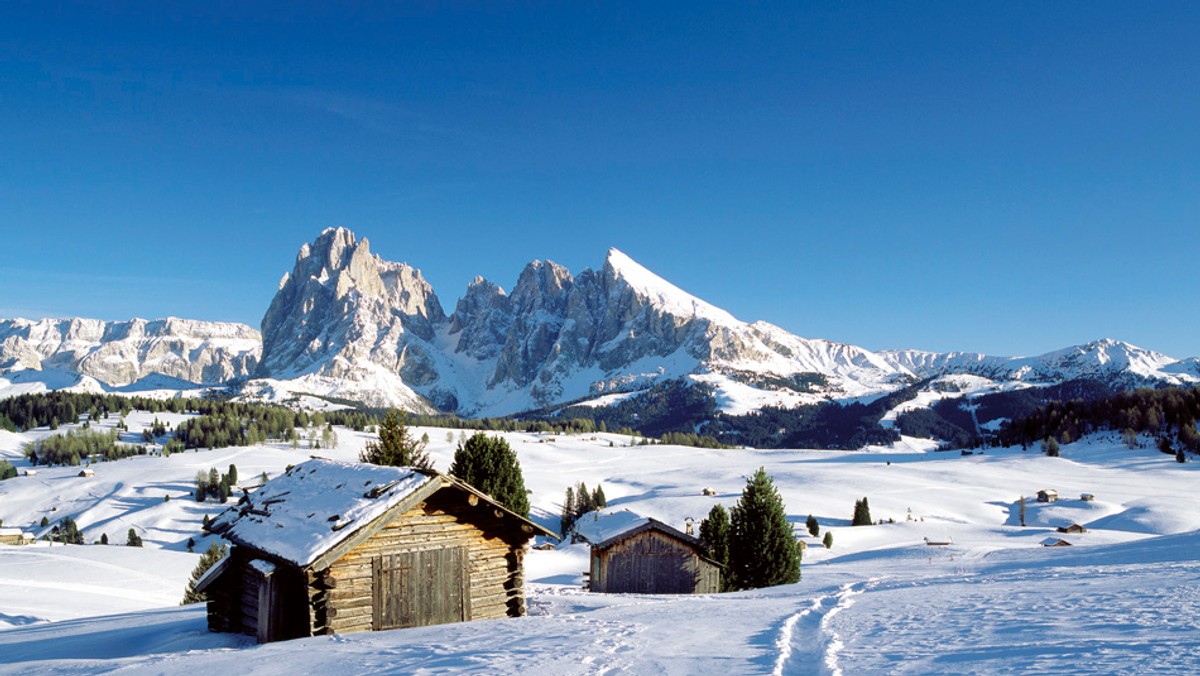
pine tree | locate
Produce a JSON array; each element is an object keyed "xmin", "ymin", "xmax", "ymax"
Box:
[
  {"xmin": 180, "ymin": 541, "xmax": 228, "ymax": 605},
  {"xmin": 805, "ymin": 514, "xmax": 819, "ymax": 538},
  {"xmin": 1044, "ymin": 436, "xmax": 1060, "ymax": 457},
  {"xmin": 823, "ymin": 531, "xmax": 834, "ymax": 549},
  {"xmin": 561, "ymin": 486, "xmax": 576, "ymax": 536},
  {"xmin": 126, "ymin": 528, "xmax": 143, "ymax": 547},
  {"xmin": 576, "ymin": 482, "xmax": 593, "ymax": 515},
  {"xmin": 852, "ymin": 497, "xmax": 872, "ymax": 526},
  {"xmin": 592, "ymin": 484, "xmax": 607, "ymax": 510},
  {"xmin": 100, "ymin": 532, "xmax": 108, "ymax": 545},
  {"xmin": 449, "ymin": 433, "xmax": 530, "ymax": 517},
  {"xmin": 227, "ymin": 464, "xmax": 238, "ymax": 486},
  {"xmin": 207, "ymin": 467, "xmax": 220, "ymax": 497},
  {"xmin": 728, "ymin": 467, "xmax": 801, "ymax": 590},
  {"xmin": 359, "ymin": 410, "xmax": 432, "ymax": 469},
  {"xmin": 699, "ymin": 504, "xmax": 732, "ymax": 591},
  {"xmin": 194, "ymin": 470, "xmax": 208, "ymax": 502}
]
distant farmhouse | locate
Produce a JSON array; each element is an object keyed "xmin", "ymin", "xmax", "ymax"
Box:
[
  {"xmin": 573, "ymin": 509, "xmax": 721, "ymax": 594},
  {"xmin": 0, "ymin": 528, "xmax": 33, "ymax": 546},
  {"xmin": 198, "ymin": 459, "xmax": 555, "ymax": 643},
  {"xmin": 1056, "ymin": 524, "xmax": 1088, "ymax": 534},
  {"xmin": 1036, "ymin": 489, "xmax": 1058, "ymax": 503},
  {"xmin": 1040, "ymin": 537, "xmax": 1072, "ymax": 547}
]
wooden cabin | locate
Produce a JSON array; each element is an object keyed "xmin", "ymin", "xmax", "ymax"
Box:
[
  {"xmin": 923, "ymin": 536, "xmax": 953, "ymax": 546},
  {"xmin": 1040, "ymin": 537, "xmax": 1072, "ymax": 547},
  {"xmin": 77, "ymin": 468, "xmax": 94, "ymax": 478},
  {"xmin": 1036, "ymin": 489, "xmax": 1058, "ymax": 503},
  {"xmin": 576, "ymin": 510, "xmax": 721, "ymax": 595},
  {"xmin": 0, "ymin": 528, "xmax": 33, "ymax": 545},
  {"xmin": 1056, "ymin": 523, "xmax": 1088, "ymax": 534},
  {"xmin": 197, "ymin": 458, "xmax": 555, "ymax": 643},
  {"xmin": 1080, "ymin": 493, "xmax": 1095, "ymax": 502}
]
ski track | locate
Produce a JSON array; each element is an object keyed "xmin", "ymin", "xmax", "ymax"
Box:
[{"xmin": 771, "ymin": 579, "xmax": 877, "ymax": 676}]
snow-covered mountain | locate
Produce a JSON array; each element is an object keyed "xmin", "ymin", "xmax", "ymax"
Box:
[
  {"xmin": 0, "ymin": 317, "xmax": 260, "ymax": 389},
  {"xmin": 3, "ymin": 227, "xmax": 1198, "ymax": 414},
  {"xmin": 245, "ymin": 228, "xmax": 1200, "ymax": 415}
]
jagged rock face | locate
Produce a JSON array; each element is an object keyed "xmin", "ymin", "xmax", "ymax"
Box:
[
  {"xmin": 257, "ymin": 227, "xmax": 445, "ymax": 388},
  {"xmin": 0, "ymin": 317, "xmax": 260, "ymax": 386},
  {"xmin": 449, "ymin": 277, "xmax": 512, "ymax": 360}
]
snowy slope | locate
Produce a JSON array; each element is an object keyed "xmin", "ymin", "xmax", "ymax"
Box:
[{"xmin": 2, "ymin": 417, "xmax": 1200, "ymax": 672}]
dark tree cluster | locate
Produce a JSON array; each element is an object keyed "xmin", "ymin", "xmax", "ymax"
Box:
[
  {"xmin": 195, "ymin": 464, "xmax": 239, "ymax": 503},
  {"xmin": 25, "ymin": 428, "xmax": 143, "ymax": 466},
  {"xmin": 851, "ymin": 497, "xmax": 873, "ymax": 526},
  {"xmin": 0, "ymin": 459, "xmax": 16, "ymax": 480},
  {"xmin": 560, "ymin": 481, "xmax": 607, "ymax": 536},
  {"xmin": 999, "ymin": 386, "xmax": 1200, "ymax": 457},
  {"xmin": 47, "ymin": 516, "xmax": 85, "ymax": 544}
]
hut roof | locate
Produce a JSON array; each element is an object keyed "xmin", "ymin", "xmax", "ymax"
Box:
[
  {"xmin": 1040, "ymin": 537, "xmax": 1072, "ymax": 547},
  {"xmin": 574, "ymin": 508, "xmax": 708, "ymax": 552},
  {"xmin": 208, "ymin": 457, "xmax": 555, "ymax": 568}
]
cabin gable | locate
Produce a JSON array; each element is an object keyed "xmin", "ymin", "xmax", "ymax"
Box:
[{"xmin": 590, "ymin": 526, "xmax": 720, "ymax": 594}]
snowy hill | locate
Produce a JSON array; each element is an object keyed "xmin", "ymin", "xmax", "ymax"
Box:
[
  {"xmin": 2, "ymin": 417, "xmax": 1200, "ymax": 673},
  {"xmin": 3, "ymin": 228, "xmax": 1198, "ymax": 421}
]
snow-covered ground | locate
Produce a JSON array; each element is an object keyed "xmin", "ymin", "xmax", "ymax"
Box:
[{"xmin": 2, "ymin": 415, "xmax": 1199, "ymax": 673}]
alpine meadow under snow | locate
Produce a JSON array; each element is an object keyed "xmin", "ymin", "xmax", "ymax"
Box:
[{"xmin": 2, "ymin": 407, "xmax": 1200, "ymax": 673}]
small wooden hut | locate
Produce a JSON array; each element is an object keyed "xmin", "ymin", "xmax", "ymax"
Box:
[
  {"xmin": 0, "ymin": 528, "xmax": 33, "ymax": 545},
  {"xmin": 576, "ymin": 510, "xmax": 721, "ymax": 594},
  {"xmin": 1056, "ymin": 523, "xmax": 1088, "ymax": 534},
  {"xmin": 1036, "ymin": 489, "xmax": 1058, "ymax": 503},
  {"xmin": 1040, "ymin": 537, "xmax": 1072, "ymax": 547},
  {"xmin": 198, "ymin": 458, "xmax": 555, "ymax": 643}
]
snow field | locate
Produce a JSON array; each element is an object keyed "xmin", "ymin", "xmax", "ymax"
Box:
[{"xmin": 1, "ymin": 418, "xmax": 1200, "ymax": 672}]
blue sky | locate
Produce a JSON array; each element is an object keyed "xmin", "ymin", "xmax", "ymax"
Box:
[{"xmin": 2, "ymin": 3, "xmax": 1197, "ymax": 357}]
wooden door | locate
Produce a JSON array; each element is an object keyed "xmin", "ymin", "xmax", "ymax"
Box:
[{"xmin": 372, "ymin": 547, "xmax": 470, "ymax": 630}]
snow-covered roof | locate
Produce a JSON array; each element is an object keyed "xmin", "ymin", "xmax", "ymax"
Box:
[
  {"xmin": 208, "ymin": 458, "xmax": 436, "ymax": 567},
  {"xmin": 572, "ymin": 509, "xmax": 652, "ymax": 546},
  {"xmin": 573, "ymin": 508, "xmax": 706, "ymax": 552}
]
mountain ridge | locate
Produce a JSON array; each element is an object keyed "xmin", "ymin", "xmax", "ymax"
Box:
[{"xmin": 3, "ymin": 227, "xmax": 1197, "ymax": 416}]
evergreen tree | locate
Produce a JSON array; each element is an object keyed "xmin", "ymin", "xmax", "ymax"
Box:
[
  {"xmin": 227, "ymin": 463, "xmax": 238, "ymax": 486},
  {"xmin": 126, "ymin": 528, "xmax": 143, "ymax": 547},
  {"xmin": 100, "ymin": 532, "xmax": 108, "ymax": 545},
  {"xmin": 561, "ymin": 486, "xmax": 576, "ymax": 536},
  {"xmin": 359, "ymin": 410, "xmax": 432, "ymax": 469},
  {"xmin": 194, "ymin": 470, "xmax": 208, "ymax": 502},
  {"xmin": 1018, "ymin": 495, "xmax": 1027, "ymax": 527},
  {"xmin": 180, "ymin": 541, "xmax": 228, "ymax": 605},
  {"xmin": 805, "ymin": 514, "xmax": 819, "ymax": 538},
  {"xmin": 207, "ymin": 467, "xmax": 220, "ymax": 498},
  {"xmin": 448, "ymin": 433, "xmax": 530, "ymax": 517},
  {"xmin": 592, "ymin": 484, "xmax": 607, "ymax": 510},
  {"xmin": 728, "ymin": 467, "xmax": 801, "ymax": 590},
  {"xmin": 1044, "ymin": 436, "xmax": 1060, "ymax": 457},
  {"xmin": 576, "ymin": 482, "xmax": 593, "ymax": 515},
  {"xmin": 1177, "ymin": 445, "xmax": 1187, "ymax": 463},
  {"xmin": 823, "ymin": 531, "xmax": 833, "ymax": 549},
  {"xmin": 699, "ymin": 504, "xmax": 732, "ymax": 591},
  {"xmin": 40, "ymin": 515, "xmax": 49, "ymax": 527},
  {"xmin": 852, "ymin": 497, "xmax": 873, "ymax": 526}
]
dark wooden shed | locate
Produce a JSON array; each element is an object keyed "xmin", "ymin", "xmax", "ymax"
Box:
[
  {"xmin": 579, "ymin": 512, "xmax": 721, "ymax": 594},
  {"xmin": 197, "ymin": 458, "xmax": 555, "ymax": 643}
]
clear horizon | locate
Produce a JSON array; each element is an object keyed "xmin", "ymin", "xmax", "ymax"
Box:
[{"xmin": 3, "ymin": 3, "xmax": 1197, "ymax": 358}]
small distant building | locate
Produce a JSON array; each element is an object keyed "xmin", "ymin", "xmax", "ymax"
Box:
[
  {"xmin": 924, "ymin": 536, "xmax": 953, "ymax": 546},
  {"xmin": 1056, "ymin": 524, "xmax": 1088, "ymax": 534},
  {"xmin": 0, "ymin": 528, "xmax": 33, "ymax": 546},
  {"xmin": 22, "ymin": 469, "xmax": 37, "ymax": 477},
  {"xmin": 1036, "ymin": 489, "xmax": 1058, "ymax": 503},
  {"xmin": 78, "ymin": 468, "xmax": 95, "ymax": 478},
  {"xmin": 575, "ymin": 510, "xmax": 721, "ymax": 595},
  {"xmin": 198, "ymin": 458, "xmax": 555, "ymax": 643},
  {"xmin": 701, "ymin": 487, "xmax": 717, "ymax": 496},
  {"xmin": 1080, "ymin": 493, "xmax": 1095, "ymax": 502},
  {"xmin": 1040, "ymin": 537, "xmax": 1072, "ymax": 547}
]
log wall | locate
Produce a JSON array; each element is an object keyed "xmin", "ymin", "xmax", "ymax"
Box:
[{"xmin": 312, "ymin": 490, "xmax": 530, "ymax": 636}]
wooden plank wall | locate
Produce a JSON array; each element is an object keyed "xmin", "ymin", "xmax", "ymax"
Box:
[
  {"xmin": 593, "ymin": 529, "xmax": 719, "ymax": 594},
  {"xmin": 312, "ymin": 490, "xmax": 529, "ymax": 636}
]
